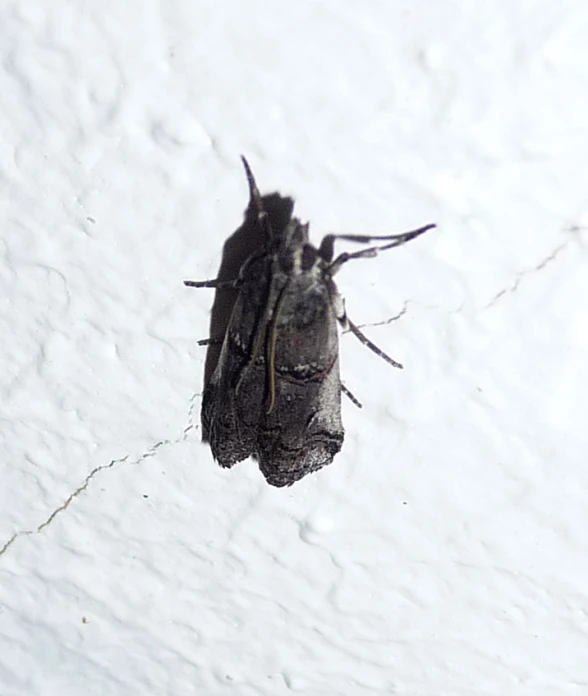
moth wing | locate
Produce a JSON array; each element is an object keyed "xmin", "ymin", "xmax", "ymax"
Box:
[
  {"xmin": 253, "ymin": 276, "xmax": 344, "ymax": 486},
  {"xmin": 201, "ymin": 259, "xmax": 271, "ymax": 469},
  {"xmin": 255, "ymin": 356, "xmax": 344, "ymax": 487},
  {"xmin": 203, "ymin": 355, "xmax": 259, "ymax": 468}
]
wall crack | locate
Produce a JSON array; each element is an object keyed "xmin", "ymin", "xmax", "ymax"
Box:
[{"xmin": 0, "ymin": 393, "xmax": 200, "ymax": 559}]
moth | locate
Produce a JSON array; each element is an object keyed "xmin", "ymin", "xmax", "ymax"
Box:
[{"xmin": 185, "ymin": 157, "xmax": 434, "ymax": 487}]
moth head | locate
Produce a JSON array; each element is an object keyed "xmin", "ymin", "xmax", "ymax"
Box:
[
  {"xmin": 282, "ymin": 219, "xmax": 309, "ymax": 247},
  {"xmin": 277, "ymin": 220, "xmax": 312, "ymax": 273}
]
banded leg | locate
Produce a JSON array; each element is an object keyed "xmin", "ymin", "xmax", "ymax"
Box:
[
  {"xmin": 333, "ymin": 292, "xmax": 404, "ymax": 370},
  {"xmin": 184, "ymin": 278, "xmax": 241, "ymax": 290},
  {"xmin": 341, "ymin": 383, "xmax": 362, "ymax": 408},
  {"xmin": 347, "ymin": 319, "xmax": 403, "ymax": 369},
  {"xmin": 320, "ymin": 223, "xmax": 435, "ymax": 271}
]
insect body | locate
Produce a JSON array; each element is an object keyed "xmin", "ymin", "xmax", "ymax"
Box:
[{"xmin": 185, "ymin": 157, "xmax": 434, "ymax": 487}]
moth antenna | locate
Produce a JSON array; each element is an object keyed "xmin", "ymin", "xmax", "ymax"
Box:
[
  {"xmin": 235, "ymin": 279, "xmax": 279, "ymax": 398},
  {"xmin": 265, "ymin": 286, "xmax": 289, "ymax": 414},
  {"xmin": 235, "ymin": 312, "xmax": 267, "ymax": 397},
  {"xmin": 265, "ymin": 329, "xmax": 278, "ymax": 413}
]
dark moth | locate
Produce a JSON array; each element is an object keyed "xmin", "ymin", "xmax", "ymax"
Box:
[{"xmin": 185, "ymin": 157, "xmax": 434, "ymax": 487}]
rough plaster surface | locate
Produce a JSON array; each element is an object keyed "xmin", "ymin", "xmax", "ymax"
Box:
[{"xmin": 1, "ymin": 1, "xmax": 588, "ymax": 694}]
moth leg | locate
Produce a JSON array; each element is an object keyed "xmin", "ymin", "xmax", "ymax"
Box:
[
  {"xmin": 342, "ymin": 383, "xmax": 363, "ymax": 409},
  {"xmin": 184, "ymin": 278, "xmax": 241, "ymax": 289},
  {"xmin": 197, "ymin": 337, "xmax": 224, "ymax": 346},
  {"xmin": 334, "ymin": 292, "xmax": 404, "ymax": 370},
  {"xmin": 321, "ymin": 223, "xmax": 435, "ymax": 269},
  {"xmin": 347, "ymin": 319, "xmax": 403, "ymax": 369}
]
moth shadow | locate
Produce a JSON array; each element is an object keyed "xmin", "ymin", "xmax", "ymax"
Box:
[{"xmin": 201, "ymin": 192, "xmax": 294, "ymax": 438}]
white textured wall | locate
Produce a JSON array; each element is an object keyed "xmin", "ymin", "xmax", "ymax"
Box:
[{"xmin": 1, "ymin": 1, "xmax": 587, "ymax": 694}]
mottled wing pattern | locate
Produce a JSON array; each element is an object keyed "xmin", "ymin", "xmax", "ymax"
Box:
[{"xmin": 254, "ymin": 272, "xmax": 344, "ymax": 486}]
